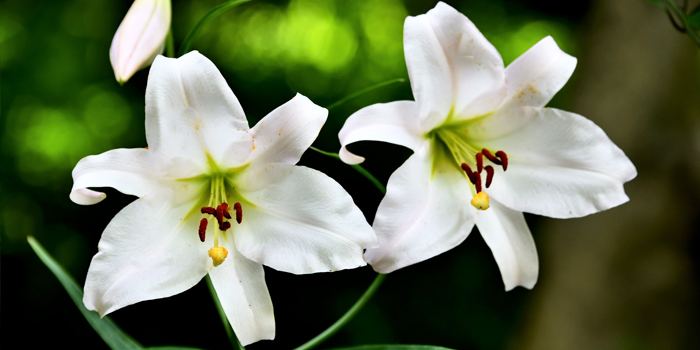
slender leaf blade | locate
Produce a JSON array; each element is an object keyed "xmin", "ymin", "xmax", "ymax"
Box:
[
  {"xmin": 688, "ymin": 5, "xmax": 700, "ymax": 29},
  {"xmin": 309, "ymin": 147, "xmax": 386, "ymax": 194},
  {"xmin": 142, "ymin": 348, "xmax": 207, "ymax": 350},
  {"xmin": 178, "ymin": 0, "xmax": 253, "ymax": 56},
  {"xmin": 327, "ymin": 346, "xmax": 456, "ymax": 350},
  {"xmin": 27, "ymin": 236, "xmax": 142, "ymax": 350}
]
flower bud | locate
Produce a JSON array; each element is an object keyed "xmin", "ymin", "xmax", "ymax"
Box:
[
  {"xmin": 208, "ymin": 246, "xmax": 228, "ymax": 267},
  {"xmin": 110, "ymin": 0, "xmax": 171, "ymax": 84}
]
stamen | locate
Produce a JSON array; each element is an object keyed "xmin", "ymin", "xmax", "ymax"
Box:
[
  {"xmin": 216, "ymin": 203, "xmax": 229, "ymax": 227},
  {"xmin": 495, "ymin": 151, "xmax": 508, "ymax": 171},
  {"xmin": 219, "ymin": 221, "xmax": 231, "ymax": 231},
  {"xmin": 234, "ymin": 202, "xmax": 243, "ymax": 224},
  {"xmin": 482, "ymin": 149, "xmax": 502, "ymax": 166},
  {"xmin": 476, "ymin": 152, "xmax": 483, "ymax": 173},
  {"xmin": 471, "ymin": 192, "xmax": 490, "ymax": 210},
  {"xmin": 484, "ymin": 166, "xmax": 494, "ymax": 188},
  {"xmin": 198, "ymin": 218, "xmax": 207, "ymax": 242},
  {"xmin": 461, "ymin": 163, "xmax": 477, "ymax": 184},
  {"xmin": 474, "ymin": 171, "xmax": 482, "ymax": 193},
  {"xmin": 201, "ymin": 207, "xmax": 216, "ymax": 215},
  {"xmin": 223, "ymin": 210, "xmax": 231, "ymax": 220},
  {"xmin": 208, "ymin": 246, "xmax": 228, "ymax": 267}
]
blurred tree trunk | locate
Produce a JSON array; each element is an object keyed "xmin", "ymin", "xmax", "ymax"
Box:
[{"xmin": 514, "ymin": 0, "xmax": 700, "ymax": 349}]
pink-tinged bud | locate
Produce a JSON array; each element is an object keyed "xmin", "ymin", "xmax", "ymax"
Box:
[{"xmin": 110, "ymin": 0, "xmax": 171, "ymax": 84}]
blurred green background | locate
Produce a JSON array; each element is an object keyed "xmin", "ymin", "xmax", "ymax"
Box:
[{"xmin": 2, "ymin": 0, "xmax": 700, "ymax": 349}]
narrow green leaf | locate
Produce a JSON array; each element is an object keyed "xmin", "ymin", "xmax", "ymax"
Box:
[
  {"xmin": 27, "ymin": 236, "xmax": 142, "ymax": 350},
  {"xmin": 294, "ymin": 274, "xmax": 386, "ymax": 350},
  {"xmin": 205, "ymin": 275, "xmax": 245, "ymax": 350},
  {"xmin": 327, "ymin": 346, "xmax": 456, "ymax": 350},
  {"xmin": 142, "ymin": 347, "xmax": 207, "ymax": 350},
  {"xmin": 165, "ymin": 29, "xmax": 175, "ymax": 58},
  {"xmin": 178, "ymin": 0, "xmax": 253, "ymax": 56},
  {"xmin": 687, "ymin": 5, "xmax": 700, "ymax": 29},
  {"xmin": 309, "ymin": 147, "xmax": 386, "ymax": 194},
  {"xmin": 326, "ymin": 78, "xmax": 406, "ymax": 111}
]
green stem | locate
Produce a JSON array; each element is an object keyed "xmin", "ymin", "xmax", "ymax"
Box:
[
  {"xmin": 294, "ymin": 274, "xmax": 387, "ymax": 350},
  {"xmin": 165, "ymin": 28, "xmax": 175, "ymax": 58},
  {"xmin": 662, "ymin": 0, "xmax": 700, "ymax": 48},
  {"xmin": 310, "ymin": 147, "xmax": 386, "ymax": 194},
  {"xmin": 206, "ymin": 275, "xmax": 245, "ymax": 350},
  {"xmin": 178, "ymin": 0, "xmax": 253, "ymax": 56},
  {"xmin": 326, "ymin": 78, "xmax": 406, "ymax": 110}
]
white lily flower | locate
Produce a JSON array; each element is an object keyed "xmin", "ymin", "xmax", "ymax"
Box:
[
  {"xmin": 110, "ymin": 0, "xmax": 171, "ymax": 84},
  {"xmin": 338, "ymin": 2, "xmax": 636, "ymax": 291},
  {"xmin": 72, "ymin": 51, "xmax": 377, "ymax": 345}
]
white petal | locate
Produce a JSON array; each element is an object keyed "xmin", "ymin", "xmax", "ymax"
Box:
[
  {"xmin": 365, "ymin": 140, "xmax": 477, "ymax": 273},
  {"xmin": 232, "ymin": 163, "xmax": 376, "ymax": 274},
  {"xmin": 470, "ymin": 107, "xmax": 637, "ymax": 218},
  {"xmin": 145, "ymin": 52, "xmax": 252, "ymax": 168},
  {"xmin": 70, "ymin": 148, "xmax": 161, "ymax": 205},
  {"xmin": 247, "ymin": 93, "xmax": 327, "ymax": 166},
  {"xmin": 338, "ymin": 101, "xmax": 424, "ymax": 165},
  {"xmin": 403, "ymin": 14, "xmax": 453, "ymax": 130},
  {"xmin": 416, "ymin": 2, "xmax": 507, "ymax": 127},
  {"xmin": 83, "ymin": 188, "xmax": 210, "ymax": 317},
  {"xmin": 475, "ymin": 199, "xmax": 538, "ymax": 291},
  {"xmin": 500, "ymin": 36, "xmax": 577, "ymax": 110},
  {"xmin": 209, "ymin": 244, "xmax": 275, "ymax": 346},
  {"xmin": 110, "ymin": 0, "xmax": 171, "ymax": 83}
]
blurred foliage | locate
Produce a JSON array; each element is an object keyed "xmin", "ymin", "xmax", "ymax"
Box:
[{"xmin": 0, "ymin": 0, "xmax": 586, "ymax": 349}]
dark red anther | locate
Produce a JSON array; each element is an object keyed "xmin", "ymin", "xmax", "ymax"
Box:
[
  {"xmin": 476, "ymin": 152, "xmax": 483, "ymax": 173},
  {"xmin": 223, "ymin": 210, "xmax": 231, "ymax": 220},
  {"xmin": 201, "ymin": 207, "xmax": 216, "ymax": 215},
  {"xmin": 216, "ymin": 203, "xmax": 229, "ymax": 226},
  {"xmin": 234, "ymin": 202, "xmax": 243, "ymax": 224},
  {"xmin": 461, "ymin": 163, "xmax": 477, "ymax": 184},
  {"xmin": 495, "ymin": 151, "xmax": 508, "ymax": 171},
  {"xmin": 198, "ymin": 218, "xmax": 207, "ymax": 242},
  {"xmin": 484, "ymin": 165, "xmax": 494, "ymax": 188},
  {"xmin": 482, "ymin": 149, "xmax": 502, "ymax": 165},
  {"xmin": 474, "ymin": 171, "xmax": 482, "ymax": 193},
  {"xmin": 219, "ymin": 221, "xmax": 231, "ymax": 231}
]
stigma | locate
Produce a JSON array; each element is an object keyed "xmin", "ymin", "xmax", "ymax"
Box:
[
  {"xmin": 208, "ymin": 246, "xmax": 228, "ymax": 267},
  {"xmin": 471, "ymin": 192, "xmax": 490, "ymax": 210}
]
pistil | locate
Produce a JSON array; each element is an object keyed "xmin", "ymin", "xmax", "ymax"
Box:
[
  {"xmin": 459, "ymin": 149, "xmax": 509, "ymax": 211},
  {"xmin": 197, "ymin": 175, "xmax": 243, "ymax": 266}
]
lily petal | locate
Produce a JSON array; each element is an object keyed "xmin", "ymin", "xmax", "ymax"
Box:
[
  {"xmin": 233, "ymin": 163, "xmax": 376, "ymax": 274},
  {"xmin": 403, "ymin": 11, "xmax": 452, "ymax": 130},
  {"xmin": 70, "ymin": 148, "xmax": 161, "ymax": 205},
  {"xmin": 209, "ymin": 244, "xmax": 275, "ymax": 346},
  {"xmin": 338, "ymin": 101, "xmax": 424, "ymax": 165},
  {"xmin": 471, "ymin": 107, "xmax": 637, "ymax": 218},
  {"xmin": 500, "ymin": 36, "xmax": 577, "ymax": 111},
  {"xmin": 145, "ymin": 52, "xmax": 252, "ymax": 168},
  {"xmin": 83, "ymin": 188, "xmax": 210, "ymax": 317},
  {"xmin": 413, "ymin": 2, "xmax": 506, "ymax": 128},
  {"xmin": 248, "ymin": 93, "xmax": 327, "ymax": 166},
  {"xmin": 476, "ymin": 199, "xmax": 538, "ymax": 291},
  {"xmin": 365, "ymin": 141, "xmax": 477, "ymax": 273}
]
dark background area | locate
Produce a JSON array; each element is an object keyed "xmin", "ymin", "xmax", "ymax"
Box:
[{"xmin": 2, "ymin": 0, "xmax": 699, "ymax": 349}]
